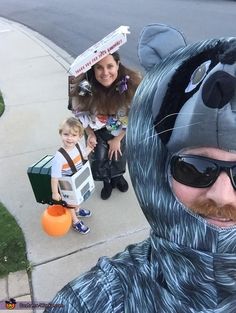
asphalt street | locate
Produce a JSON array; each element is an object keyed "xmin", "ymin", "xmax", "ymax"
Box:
[{"xmin": 0, "ymin": 0, "xmax": 235, "ymax": 69}]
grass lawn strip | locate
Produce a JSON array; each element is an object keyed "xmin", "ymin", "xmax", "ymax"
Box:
[
  {"xmin": 0, "ymin": 91, "xmax": 4, "ymax": 116},
  {"xmin": 0, "ymin": 202, "xmax": 29, "ymax": 278},
  {"xmin": 0, "ymin": 93, "xmax": 29, "ymax": 277}
]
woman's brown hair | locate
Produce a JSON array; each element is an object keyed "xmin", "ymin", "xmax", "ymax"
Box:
[{"xmin": 69, "ymin": 52, "xmax": 142, "ymax": 115}]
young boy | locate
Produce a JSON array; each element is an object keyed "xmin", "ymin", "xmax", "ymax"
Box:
[{"xmin": 51, "ymin": 117, "xmax": 94, "ymax": 234}]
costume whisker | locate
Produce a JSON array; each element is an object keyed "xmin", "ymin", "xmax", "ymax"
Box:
[
  {"xmin": 154, "ymin": 112, "xmax": 204, "ymax": 128},
  {"xmin": 156, "ymin": 122, "xmax": 202, "ymax": 136},
  {"xmin": 138, "ymin": 122, "xmax": 202, "ymax": 145},
  {"xmin": 137, "ymin": 112, "xmax": 205, "ymax": 140}
]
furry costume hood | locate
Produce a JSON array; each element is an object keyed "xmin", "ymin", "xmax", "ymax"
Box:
[
  {"xmin": 127, "ymin": 24, "xmax": 236, "ymax": 310},
  {"xmin": 128, "ymin": 23, "xmax": 236, "ymax": 252}
]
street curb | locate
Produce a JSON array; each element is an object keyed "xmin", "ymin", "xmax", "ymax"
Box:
[{"xmin": 0, "ymin": 16, "xmax": 74, "ymax": 71}]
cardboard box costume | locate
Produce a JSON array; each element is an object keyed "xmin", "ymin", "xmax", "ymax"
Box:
[{"xmin": 28, "ymin": 144, "xmax": 94, "ymax": 206}]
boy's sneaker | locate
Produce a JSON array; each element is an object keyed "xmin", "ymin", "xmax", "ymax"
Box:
[
  {"xmin": 72, "ymin": 221, "xmax": 90, "ymax": 234},
  {"xmin": 76, "ymin": 208, "xmax": 92, "ymax": 218}
]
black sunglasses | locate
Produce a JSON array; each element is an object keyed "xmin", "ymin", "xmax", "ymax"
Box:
[{"xmin": 170, "ymin": 154, "xmax": 236, "ymax": 190}]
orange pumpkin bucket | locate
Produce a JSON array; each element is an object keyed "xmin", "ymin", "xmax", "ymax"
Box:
[{"xmin": 41, "ymin": 205, "xmax": 72, "ymax": 236}]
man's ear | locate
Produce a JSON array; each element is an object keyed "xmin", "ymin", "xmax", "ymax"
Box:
[{"xmin": 138, "ymin": 23, "xmax": 187, "ymax": 72}]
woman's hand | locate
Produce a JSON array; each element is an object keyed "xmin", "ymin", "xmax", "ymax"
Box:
[{"xmin": 108, "ymin": 137, "xmax": 122, "ymax": 160}]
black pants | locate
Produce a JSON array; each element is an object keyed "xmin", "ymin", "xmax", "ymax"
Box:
[{"xmin": 90, "ymin": 128, "xmax": 126, "ymax": 181}]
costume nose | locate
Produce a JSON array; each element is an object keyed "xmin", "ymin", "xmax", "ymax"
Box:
[
  {"xmin": 206, "ymin": 172, "xmax": 236, "ymax": 207},
  {"xmin": 202, "ymin": 71, "xmax": 236, "ymax": 109}
]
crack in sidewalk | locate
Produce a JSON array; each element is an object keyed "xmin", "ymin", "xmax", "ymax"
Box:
[{"xmin": 33, "ymin": 227, "xmax": 149, "ymax": 268}]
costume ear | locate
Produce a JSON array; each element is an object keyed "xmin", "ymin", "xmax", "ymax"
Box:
[{"xmin": 138, "ymin": 23, "xmax": 187, "ymax": 71}]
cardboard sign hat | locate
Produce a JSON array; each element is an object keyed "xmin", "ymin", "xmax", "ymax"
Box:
[{"xmin": 69, "ymin": 26, "xmax": 130, "ymax": 77}]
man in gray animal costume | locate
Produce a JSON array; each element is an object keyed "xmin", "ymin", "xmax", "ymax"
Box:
[{"xmin": 45, "ymin": 24, "xmax": 236, "ymax": 312}]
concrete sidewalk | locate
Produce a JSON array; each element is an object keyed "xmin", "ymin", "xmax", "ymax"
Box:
[{"xmin": 0, "ymin": 17, "xmax": 149, "ymax": 310}]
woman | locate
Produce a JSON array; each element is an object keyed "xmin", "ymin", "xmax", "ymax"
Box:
[{"xmin": 69, "ymin": 52, "xmax": 141, "ymax": 199}]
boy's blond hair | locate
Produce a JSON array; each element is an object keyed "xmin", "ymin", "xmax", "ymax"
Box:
[{"xmin": 59, "ymin": 117, "xmax": 84, "ymax": 137}]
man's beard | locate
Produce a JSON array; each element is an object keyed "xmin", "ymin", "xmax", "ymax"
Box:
[{"xmin": 190, "ymin": 199, "xmax": 236, "ymax": 222}]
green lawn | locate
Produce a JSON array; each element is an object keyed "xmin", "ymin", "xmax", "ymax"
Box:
[
  {"xmin": 0, "ymin": 202, "xmax": 29, "ymax": 278},
  {"xmin": 0, "ymin": 92, "xmax": 29, "ymax": 278},
  {"xmin": 0, "ymin": 92, "xmax": 4, "ymax": 116}
]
